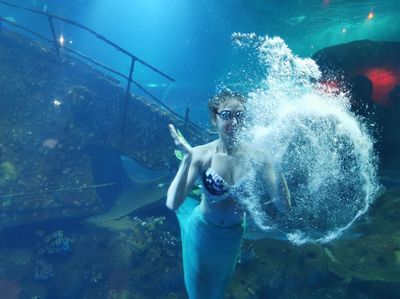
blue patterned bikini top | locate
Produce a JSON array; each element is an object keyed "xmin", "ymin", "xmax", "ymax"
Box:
[{"xmin": 202, "ymin": 168, "xmax": 250, "ymax": 203}]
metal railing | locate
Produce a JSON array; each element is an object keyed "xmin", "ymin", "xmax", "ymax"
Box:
[{"xmin": 0, "ymin": 1, "xmax": 202, "ymax": 135}]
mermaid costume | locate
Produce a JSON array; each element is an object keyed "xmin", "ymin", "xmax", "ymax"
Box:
[{"xmin": 176, "ymin": 168, "xmax": 246, "ymax": 299}]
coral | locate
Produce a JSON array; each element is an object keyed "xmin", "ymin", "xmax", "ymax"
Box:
[
  {"xmin": 36, "ymin": 230, "xmax": 72, "ymax": 256},
  {"xmin": 110, "ymin": 215, "xmax": 182, "ymax": 297},
  {"xmin": 0, "ymin": 161, "xmax": 17, "ymax": 189},
  {"xmin": 117, "ymin": 216, "xmax": 175, "ymax": 256}
]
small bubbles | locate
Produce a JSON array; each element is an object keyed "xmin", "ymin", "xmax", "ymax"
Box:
[{"xmin": 233, "ymin": 34, "xmax": 379, "ymax": 244}]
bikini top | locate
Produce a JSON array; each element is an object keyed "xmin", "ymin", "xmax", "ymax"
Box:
[{"xmin": 201, "ymin": 168, "xmax": 252, "ymax": 204}]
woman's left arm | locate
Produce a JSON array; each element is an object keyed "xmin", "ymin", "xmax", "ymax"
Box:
[
  {"xmin": 261, "ymin": 162, "xmax": 292, "ymax": 210},
  {"xmin": 277, "ymin": 170, "xmax": 291, "ymax": 208}
]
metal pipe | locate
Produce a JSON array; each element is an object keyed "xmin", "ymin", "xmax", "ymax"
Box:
[
  {"xmin": 47, "ymin": 16, "xmax": 60, "ymax": 58},
  {"xmin": 120, "ymin": 57, "xmax": 136, "ymax": 143},
  {"xmin": 184, "ymin": 107, "xmax": 190, "ymax": 129},
  {"xmin": 0, "ymin": 20, "xmax": 197, "ymax": 129},
  {"xmin": 0, "ymin": 182, "xmax": 116, "ymax": 200},
  {"xmin": 0, "ymin": 0, "xmax": 174, "ymax": 82},
  {"xmin": 0, "ymin": 16, "xmax": 52, "ymax": 42}
]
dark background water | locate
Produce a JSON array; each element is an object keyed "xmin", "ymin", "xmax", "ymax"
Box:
[{"xmin": 3, "ymin": 0, "xmax": 400, "ymax": 125}]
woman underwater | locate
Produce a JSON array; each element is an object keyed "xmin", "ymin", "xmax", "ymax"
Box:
[{"xmin": 166, "ymin": 90, "xmax": 291, "ymax": 299}]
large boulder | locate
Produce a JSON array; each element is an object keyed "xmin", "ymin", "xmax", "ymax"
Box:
[{"xmin": 313, "ymin": 40, "xmax": 400, "ymax": 166}]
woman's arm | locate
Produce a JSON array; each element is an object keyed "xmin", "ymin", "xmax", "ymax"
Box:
[
  {"xmin": 166, "ymin": 153, "xmax": 200, "ymax": 210},
  {"xmin": 277, "ymin": 172, "xmax": 291, "ymax": 208},
  {"xmin": 261, "ymin": 162, "xmax": 292, "ymax": 211},
  {"xmin": 166, "ymin": 124, "xmax": 200, "ymax": 211}
]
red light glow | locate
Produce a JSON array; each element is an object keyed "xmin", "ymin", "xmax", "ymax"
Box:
[
  {"xmin": 318, "ymin": 80, "xmax": 341, "ymax": 96},
  {"xmin": 365, "ymin": 68, "xmax": 399, "ymax": 105}
]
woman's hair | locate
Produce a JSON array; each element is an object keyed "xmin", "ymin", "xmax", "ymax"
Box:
[{"xmin": 207, "ymin": 90, "xmax": 246, "ymax": 120}]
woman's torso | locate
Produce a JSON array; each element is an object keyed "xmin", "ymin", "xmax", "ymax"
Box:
[{"xmin": 194, "ymin": 140, "xmax": 250, "ymax": 227}]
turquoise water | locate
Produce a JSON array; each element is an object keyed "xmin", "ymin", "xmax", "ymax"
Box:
[
  {"xmin": 5, "ymin": 0, "xmax": 400, "ymax": 124},
  {"xmin": 0, "ymin": 0, "xmax": 399, "ymax": 298}
]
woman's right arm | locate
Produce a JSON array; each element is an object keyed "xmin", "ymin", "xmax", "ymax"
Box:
[
  {"xmin": 166, "ymin": 124, "xmax": 201, "ymax": 211},
  {"xmin": 166, "ymin": 153, "xmax": 200, "ymax": 210}
]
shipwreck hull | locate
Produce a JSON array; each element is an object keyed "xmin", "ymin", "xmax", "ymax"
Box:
[{"xmin": 0, "ymin": 29, "xmax": 207, "ymax": 227}]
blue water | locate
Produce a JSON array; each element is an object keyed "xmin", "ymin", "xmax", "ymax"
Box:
[
  {"xmin": 0, "ymin": 0, "xmax": 400, "ymax": 298},
  {"xmin": 5, "ymin": 0, "xmax": 400, "ymax": 126}
]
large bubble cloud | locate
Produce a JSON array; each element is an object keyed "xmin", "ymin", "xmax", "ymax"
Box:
[{"xmin": 232, "ymin": 34, "xmax": 380, "ymax": 244}]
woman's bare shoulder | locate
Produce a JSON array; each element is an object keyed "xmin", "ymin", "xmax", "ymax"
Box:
[
  {"xmin": 191, "ymin": 140, "xmax": 217, "ymax": 165},
  {"xmin": 193, "ymin": 140, "xmax": 217, "ymax": 152}
]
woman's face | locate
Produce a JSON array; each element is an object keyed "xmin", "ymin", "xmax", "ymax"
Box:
[{"xmin": 214, "ymin": 98, "xmax": 245, "ymax": 139}]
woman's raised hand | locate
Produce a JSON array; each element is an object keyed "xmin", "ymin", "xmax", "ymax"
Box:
[{"xmin": 168, "ymin": 124, "xmax": 193, "ymax": 157}]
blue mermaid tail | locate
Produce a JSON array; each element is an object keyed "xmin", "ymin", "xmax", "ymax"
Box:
[{"xmin": 176, "ymin": 197, "xmax": 245, "ymax": 299}]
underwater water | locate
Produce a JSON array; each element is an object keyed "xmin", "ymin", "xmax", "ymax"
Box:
[{"xmin": 0, "ymin": 0, "xmax": 400, "ymax": 298}]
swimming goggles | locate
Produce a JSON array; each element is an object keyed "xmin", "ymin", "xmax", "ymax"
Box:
[{"xmin": 216, "ymin": 110, "xmax": 245, "ymax": 121}]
